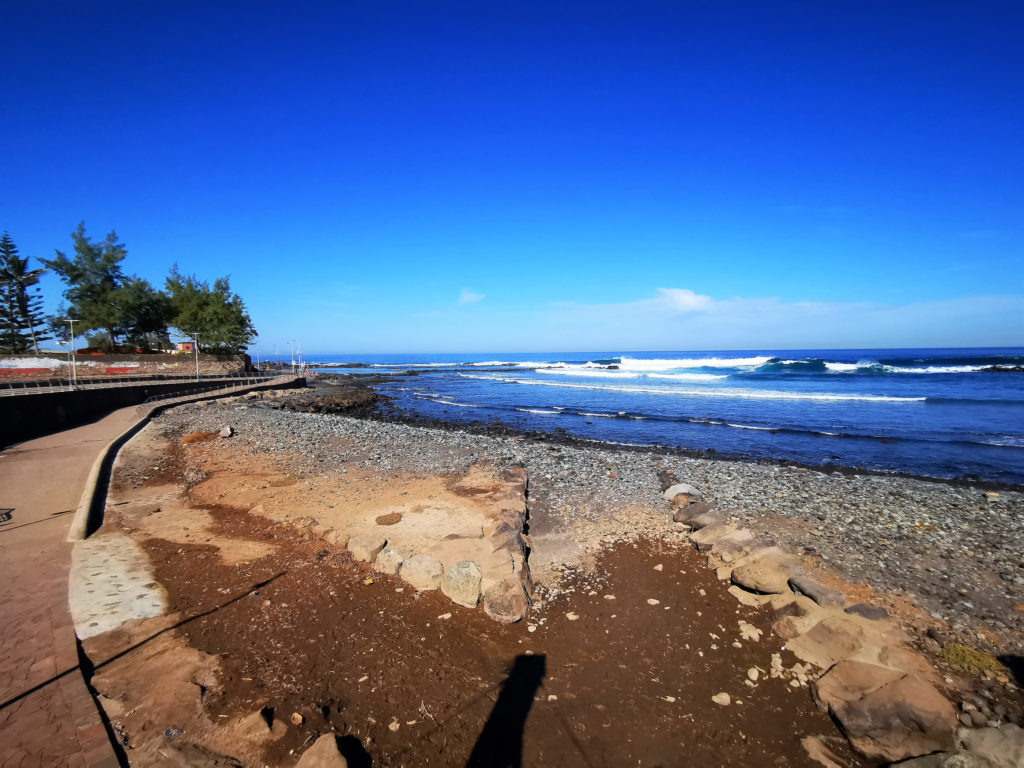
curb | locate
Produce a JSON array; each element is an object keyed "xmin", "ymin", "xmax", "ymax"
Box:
[{"xmin": 68, "ymin": 375, "xmax": 302, "ymax": 541}]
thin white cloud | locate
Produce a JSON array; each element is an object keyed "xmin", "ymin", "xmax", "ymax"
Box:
[
  {"xmin": 541, "ymin": 289, "xmax": 1023, "ymax": 349},
  {"xmin": 458, "ymin": 288, "xmax": 485, "ymax": 304}
]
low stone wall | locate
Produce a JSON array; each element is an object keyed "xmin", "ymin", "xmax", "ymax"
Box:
[
  {"xmin": 0, "ymin": 353, "xmax": 250, "ymax": 380},
  {"xmin": 0, "ymin": 377, "xmax": 299, "ymax": 448}
]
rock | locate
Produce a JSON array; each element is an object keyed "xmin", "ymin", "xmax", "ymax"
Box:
[
  {"xmin": 375, "ymin": 512, "xmax": 403, "ymax": 526},
  {"xmin": 672, "ymin": 500, "xmax": 710, "ymax": 523},
  {"xmin": 348, "ymin": 535, "xmax": 387, "ymax": 563},
  {"xmin": 959, "ymin": 723, "xmax": 1024, "ymax": 768},
  {"xmin": 711, "ymin": 692, "xmax": 731, "ymax": 706},
  {"xmin": 983, "ymin": 492, "xmax": 1000, "ymax": 501},
  {"xmin": 846, "ymin": 604, "xmax": 889, "ymax": 621},
  {"xmin": 374, "ymin": 547, "xmax": 406, "ymax": 575},
  {"xmin": 732, "ymin": 562, "xmax": 791, "ymax": 594},
  {"xmin": 663, "ymin": 483, "xmax": 701, "ymax": 500},
  {"xmin": 647, "ymin": 598, "xmax": 660, "ymax": 606},
  {"xmin": 218, "ymin": 426, "xmax": 234, "ymax": 438},
  {"xmin": 789, "ymin": 574, "xmax": 846, "ymax": 607},
  {"xmin": 566, "ymin": 612, "xmax": 580, "ymax": 621},
  {"xmin": 291, "ymin": 712, "xmax": 304, "ymax": 725},
  {"xmin": 400, "ymin": 555, "xmax": 444, "ymax": 591},
  {"xmin": 892, "ymin": 753, "xmax": 997, "ymax": 767},
  {"xmin": 787, "ymin": 615, "xmax": 871, "ymax": 669},
  {"xmin": 747, "ymin": 668, "xmax": 759, "ymax": 682},
  {"xmin": 687, "ymin": 512, "xmax": 722, "ymax": 531},
  {"xmin": 483, "ymin": 579, "xmax": 529, "ymax": 624},
  {"xmin": 814, "ymin": 661, "xmax": 956, "ymax": 762},
  {"xmin": 690, "ymin": 523, "xmax": 733, "ymax": 551},
  {"xmin": 441, "ymin": 560, "xmax": 482, "ymax": 608},
  {"xmin": 294, "ymin": 737, "xmax": 350, "ymax": 765}
]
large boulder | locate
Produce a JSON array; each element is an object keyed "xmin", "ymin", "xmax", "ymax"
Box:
[
  {"xmin": 672, "ymin": 500, "xmax": 711, "ymax": 523},
  {"xmin": 731, "ymin": 561, "xmax": 791, "ymax": 594},
  {"xmin": 483, "ymin": 578, "xmax": 529, "ymax": 624},
  {"xmin": 348, "ymin": 535, "xmax": 386, "ymax": 563},
  {"xmin": 441, "ymin": 560, "xmax": 483, "ymax": 608},
  {"xmin": 663, "ymin": 483, "xmax": 701, "ymax": 501},
  {"xmin": 295, "ymin": 734, "xmax": 348, "ymax": 768},
  {"xmin": 789, "ymin": 574, "xmax": 846, "ymax": 608},
  {"xmin": 814, "ymin": 661, "xmax": 956, "ymax": 762},
  {"xmin": 374, "ymin": 547, "xmax": 406, "ymax": 575},
  {"xmin": 400, "ymin": 555, "xmax": 444, "ymax": 591}
]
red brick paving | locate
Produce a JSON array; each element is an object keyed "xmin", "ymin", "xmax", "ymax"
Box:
[
  {"xmin": 0, "ymin": 408, "xmax": 141, "ymax": 767},
  {"xmin": 0, "ymin": 380, "xmax": 297, "ymax": 767}
]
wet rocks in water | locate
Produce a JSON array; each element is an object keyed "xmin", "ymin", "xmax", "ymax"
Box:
[
  {"xmin": 400, "ymin": 554, "xmax": 444, "ymax": 591},
  {"xmin": 440, "ymin": 560, "xmax": 483, "ymax": 608}
]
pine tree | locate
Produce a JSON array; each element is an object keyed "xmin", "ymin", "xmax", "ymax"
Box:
[{"xmin": 0, "ymin": 232, "xmax": 51, "ymax": 353}]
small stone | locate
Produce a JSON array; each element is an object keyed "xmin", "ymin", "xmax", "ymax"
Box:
[
  {"xmin": 374, "ymin": 547, "xmax": 406, "ymax": 575},
  {"xmin": 291, "ymin": 712, "xmax": 304, "ymax": 725},
  {"xmin": 747, "ymin": 668, "xmax": 759, "ymax": 682},
  {"xmin": 663, "ymin": 482, "xmax": 701, "ymax": 500},
  {"xmin": 712, "ymin": 692, "xmax": 731, "ymax": 706},
  {"xmin": 663, "ymin": 696, "xmax": 676, "ymax": 703},
  {"xmin": 983, "ymin": 491, "xmax": 1000, "ymax": 500},
  {"xmin": 653, "ymin": 564, "xmax": 664, "ymax": 572},
  {"xmin": 647, "ymin": 598, "xmax": 661, "ymax": 606},
  {"xmin": 375, "ymin": 512, "xmax": 403, "ymax": 526},
  {"xmin": 218, "ymin": 426, "xmax": 234, "ymax": 438},
  {"xmin": 388, "ymin": 720, "xmax": 400, "ymax": 732},
  {"xmin": 603, "ymin": 594, "xmax": 616, "ymax": 600},
  {"xmin": 527, "ymin": 624, "xmax": 537, "ymax": 632},
  {"xmin": 566, "ymin": 612, "xmax": 580, "ymax": 621},
  {"xmin": 548, "ymin": 694, "xmax": 558, "ymax": 701},
  {"xmin": 438, "ymin": 612, "xmax": 452, "ymax": 620}
]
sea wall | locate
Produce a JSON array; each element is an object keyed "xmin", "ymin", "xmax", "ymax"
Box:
[
  {"xmin": 0, "ymin": 353, "xmax": 249, "ymax": 381},
  {"xmin": 0, "ymin": 377, "xmax": 297, "ymax": 448}
]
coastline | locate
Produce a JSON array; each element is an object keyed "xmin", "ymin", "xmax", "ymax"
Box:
[{"xmin": 187, "ymin": 381, "xmax": 1024, "ymax": 657}]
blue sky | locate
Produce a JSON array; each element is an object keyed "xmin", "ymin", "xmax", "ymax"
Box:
[{"xmin": 2, "ymin": 1, "xmax": 1022, "ymax": 353}]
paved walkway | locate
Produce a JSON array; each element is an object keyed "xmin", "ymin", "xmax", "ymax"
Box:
[
  {"xmin": 0, "ymin": 377, "xmax": 299, "ymax": 767},
  {"xmin": 0, "ymin": 408, "xmax": 138, "ymax": 767}
]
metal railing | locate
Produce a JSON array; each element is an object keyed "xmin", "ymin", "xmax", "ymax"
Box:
[{"xmin": 0, "ymin": 370, "xmax": 284, "ymax": 396}]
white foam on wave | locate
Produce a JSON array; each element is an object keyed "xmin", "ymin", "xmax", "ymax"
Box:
[
  {"xmin": 426, "ymin": 397, "xmax": 481, "ymax": 408},
  {"xmin": 824, "ymin": 362, "xmax": 862, "ymax": 373},
  {"xmin": 458, "ymin": 373, "xmax": 925, "ymax": 403},
  {"xmin": 537, "ymin": 368, "xmax": 641, "ymax": 379},
  {"xmin": 618, "ymin": 355, "xmax": 772, "ymax": 371},
  {"xmin": 515, "ymin": 408, "xmax": 562, "ymax": 415},
  {"xmin": 649, "ymin": 373, "xmax": 728, "ymax": 382},
  {"xmin": 887, "ymin": 365, "xmax": 987, "ymax": 374}
]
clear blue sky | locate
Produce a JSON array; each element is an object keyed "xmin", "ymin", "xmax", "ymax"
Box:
[{"xmin": 2, "ymin": 1, "xmax": 1022, "ymax": 353}]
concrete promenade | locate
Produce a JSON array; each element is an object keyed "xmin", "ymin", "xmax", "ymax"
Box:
[{"xmin": 0, "ymin": 376, "xmax": 300, "ymax": 767}]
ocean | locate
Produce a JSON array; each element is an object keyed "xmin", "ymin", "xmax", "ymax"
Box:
[{"xmin": 298, "ymin": 348, "xmax": 1024, "ymax": 485}]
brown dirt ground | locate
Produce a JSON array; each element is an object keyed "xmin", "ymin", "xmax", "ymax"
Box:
[{"xmin": 136, "ymin": 508, "xmax": 871, "ymax": 768}]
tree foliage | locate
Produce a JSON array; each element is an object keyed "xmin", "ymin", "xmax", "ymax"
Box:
[
  {"xmin": 44, "ymin": 223, "xmax": 127, "ymax": 350},
  {"xmin": 166, "ymin": 266, "xmax": 257, "ymax": 354},
  {"xmin": 0, "ymin": 231, "xmax": 51, "ymax": 353}
]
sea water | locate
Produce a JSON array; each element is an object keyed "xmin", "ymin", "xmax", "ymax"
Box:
[{"xmin": 301, "ymin": 348, "xmax": 1024, "ymax": 485}]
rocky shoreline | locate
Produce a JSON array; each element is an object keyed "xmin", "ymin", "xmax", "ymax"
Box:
[{"xmin": 161, "ymin": 385, "xmax": 1024, "ymax": 663}]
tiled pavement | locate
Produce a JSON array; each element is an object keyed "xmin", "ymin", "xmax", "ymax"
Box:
[
  {"xmin": 0, "ymin": 408, "xmax": 139, "ymax": 767},
  {"xmin": 0, "ymin": 379, "xmax": 299, "ymax": 767}
]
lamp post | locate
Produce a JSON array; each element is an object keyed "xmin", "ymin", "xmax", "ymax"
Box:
[
  {"xmin": 194, "ymin": 335, "xmax": 200, "ymax": 380},
  {"xmin": 289, "ymin": 339, "xmax": 297, "ymax": 374},
  {"xmin": 66, "ymin": 318, "xmax": 79, "ymax": 386}
]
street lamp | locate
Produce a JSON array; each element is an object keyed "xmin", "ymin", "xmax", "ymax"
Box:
[
  {"xmin": 66, "ymin": 318, "xmax": 79, "ymax": 386},
  {"xmin": 194, "ymin": 334, "xmax": 200, "ymax": 380},
  {"xmin": 288, "ymin": 339, "xmax": 297, "ymax": 374}
]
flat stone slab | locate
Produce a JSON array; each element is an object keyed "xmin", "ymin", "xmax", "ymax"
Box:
[{"xmin": 69, "ymin": 532, "xmax": 166, "ymax": 640}]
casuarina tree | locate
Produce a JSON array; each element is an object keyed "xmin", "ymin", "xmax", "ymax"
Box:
[
  {"xmin": 166, "ymin": 265, "xmax": 257, "ymax": 354},
  {"xmin": 44, "ymin": 223, "xmax": 129, "ymax": 351},
  {"xmin": 0, "ymin": 231, "xmax": 51, "ymax": 353}
]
